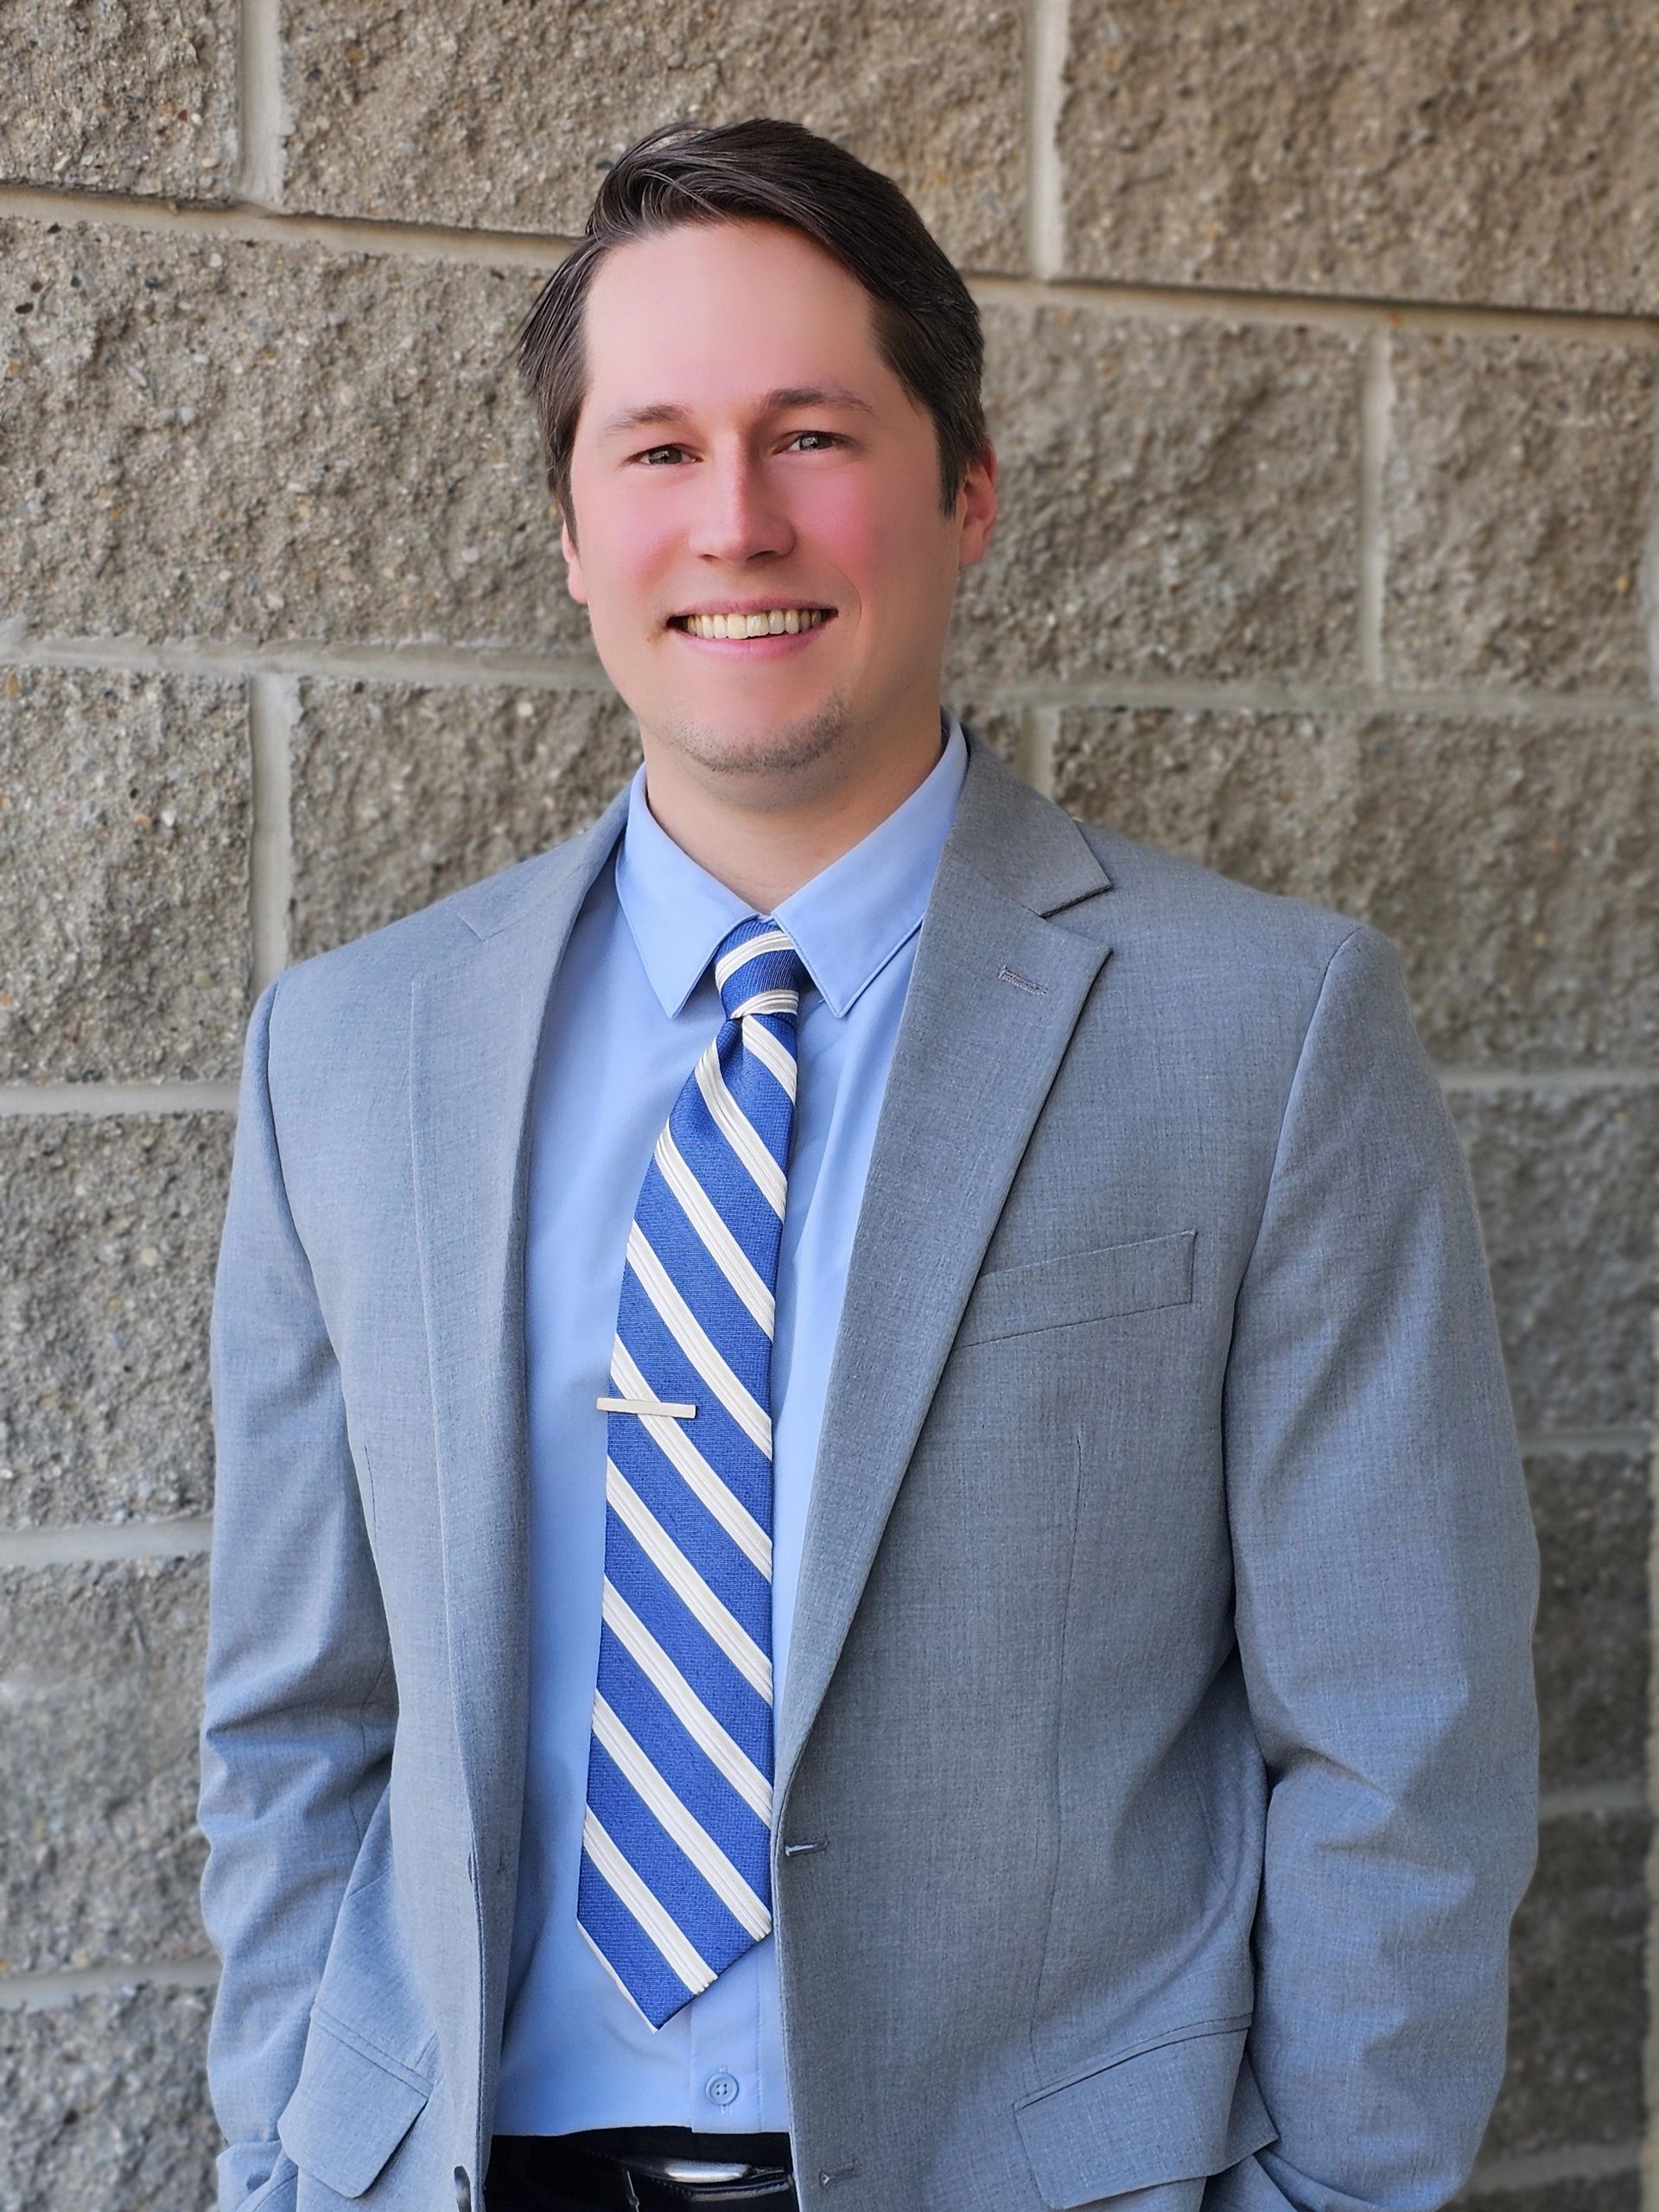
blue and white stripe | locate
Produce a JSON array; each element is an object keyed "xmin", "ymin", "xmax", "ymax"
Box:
[{"xmin": 577, "ymin": 914, "xmax": 810, "ymax": 2028}]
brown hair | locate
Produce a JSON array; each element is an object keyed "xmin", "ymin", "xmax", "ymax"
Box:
[{"xmin": 514, "ymin": 117, "xmax": 988, "ymax": 548}]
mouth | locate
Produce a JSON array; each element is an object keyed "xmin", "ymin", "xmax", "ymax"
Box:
[{"xmin": 667, "ymin": 605, "xmax": 837, "ymax": 645}]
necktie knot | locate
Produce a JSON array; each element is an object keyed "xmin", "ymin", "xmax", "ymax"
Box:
[{"xmin": 715, "ymin": 914, "xmax": 810, "ymax": 1025}]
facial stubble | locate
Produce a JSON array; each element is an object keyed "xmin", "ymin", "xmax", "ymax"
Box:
[{"xmin": 649, "ymin": 687, "xmax": 856, "ymax": 785}]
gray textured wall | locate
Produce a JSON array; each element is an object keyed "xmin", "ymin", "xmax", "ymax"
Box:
[{"xmin": 1, "ymin": 3, "xmax": 1655, "ymax": 2208}]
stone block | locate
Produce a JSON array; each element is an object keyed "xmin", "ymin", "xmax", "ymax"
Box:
[
  {"xmin": 1050, "ymin": 703, "xmax": 1659, "ymax": 1068},
  {"xmin": 1336, "ymin": 711, "xmax": 1659, "ymax": 1067},
  {"xmin": 1455, "ymin": 2179, "xmax": 1638, "ymax": 2212},
  {"xmin": 1481, "ymin": 1806, "xmax": 1648, "ymax": 2159},
  {"xmin": 1051, "ymin": 701, "xmax": 1351, "ymax": 899},
  {"xmin": 1383, "ymin": 333, "xmax": 1657, "ymax": 696},
  {"xmin": 0, "ymin": 1558, "xmax": 209, "ymax": 1975},
  {"xmin": 289, "ymin": 679, "xmax": 640, "ymax": 958},
  {"xmin": 0, "ymin": 1114, "xmax": 231, "ymax": 1528},
  {"xmin": 0, "ymin": 1980, "xmax": 217, "ymax": 2212},
  {"xmin": 1527, "ymin": 1449, "xmax": 1649, "ymax": 1793},
  {"xmin": 0, "ymin": 665, "xmax": 251, "ymax": 1083},
  {"xmin": 0, "ymin": 217, "xmax": 586, "ymax": 657},
  {"xmin": 948, "ymin": 308, "xmax": 1362, "ymax": 689},
  {"xmin": 1448, "ymin": 1086, "xmax": 1657, "ymax": 1434},
  {"xmin": 281, "ymin": 0, "xmax": 1027, "ymax": 272},
  {"xmin": 0, "ymin": 2, "xmax": 236, "ymax": 203},
  {"xmin": 1056, "ymin": 0, "xmax": 1659, "ymax": 315}
]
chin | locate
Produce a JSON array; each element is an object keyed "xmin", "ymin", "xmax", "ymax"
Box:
[{"xmin": 655, "ymin": 696, "xmax": 854, "ymax": 780}]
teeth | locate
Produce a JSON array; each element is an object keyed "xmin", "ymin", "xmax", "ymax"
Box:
[{"xmin": 683, "ymin": 608, "xmax": 827, "ymax": 639}]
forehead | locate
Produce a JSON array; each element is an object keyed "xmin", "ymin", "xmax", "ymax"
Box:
[{"xmin": 577, "ymin": 218, "xmax": 890, "ymax": 423}]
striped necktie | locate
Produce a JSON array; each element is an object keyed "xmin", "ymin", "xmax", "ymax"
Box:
[{"xmin": 578, "ymin": 912, "xmax": 811, "ymax": 2028}]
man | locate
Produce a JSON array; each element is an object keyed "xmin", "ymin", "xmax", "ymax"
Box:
[{"xmin": 198, "ymin": 117, "xmax": 1539, "ymax": 2212}]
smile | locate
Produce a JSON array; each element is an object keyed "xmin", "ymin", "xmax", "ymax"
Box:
[{"xmin": 669, "ymin": 607, "xmax": 834, "ymax": 640}]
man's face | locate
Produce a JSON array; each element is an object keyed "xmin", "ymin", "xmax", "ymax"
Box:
[{"xmin": 560, "ymin": 217, "xmax": 995, "ymax": 789}]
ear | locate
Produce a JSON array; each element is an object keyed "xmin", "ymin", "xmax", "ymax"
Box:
[
  {"xmin": 560, "ymin": 512, "xmax": 588, "ymax": 606},
  {"xmin": 956, "ymin": 440, "xmax": 998, "ymax": 572}
]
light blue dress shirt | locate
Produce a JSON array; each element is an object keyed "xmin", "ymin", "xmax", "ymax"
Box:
[{"xmin": 494, "ymin": 709, "xmax": 969, "ymax": 2136}]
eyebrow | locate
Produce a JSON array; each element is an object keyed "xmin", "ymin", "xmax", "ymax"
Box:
[{"xmin": 596, "ymin": 383, "xmax": 877, "ymax": 441}]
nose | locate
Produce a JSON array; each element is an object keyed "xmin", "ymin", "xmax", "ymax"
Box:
[{"xmin": 685, "ymin": 442, "xmax": 795, "ymax": 567}]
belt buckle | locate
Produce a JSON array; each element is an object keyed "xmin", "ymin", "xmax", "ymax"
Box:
[{"xmin": 625, "ymin": 2157, "xmax": 758, "ymax": 2183}]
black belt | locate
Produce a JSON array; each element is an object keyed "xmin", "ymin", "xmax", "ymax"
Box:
[{"xmin": 488, "ymin": 2128, "xmax": 797, "ymax": 2210}]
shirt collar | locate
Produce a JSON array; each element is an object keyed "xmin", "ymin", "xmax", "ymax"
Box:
[{"xmin": 615, "ymin": 709, "xmax": 969, "ymax": 1020}]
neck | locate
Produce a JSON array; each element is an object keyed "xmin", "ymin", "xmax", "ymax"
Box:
[{"xmin": 638, "ymin": 705, "xmax": 947, "ymax": 912}]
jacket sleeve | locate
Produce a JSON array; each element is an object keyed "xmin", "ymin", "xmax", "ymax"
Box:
[
  {"xmin": 197, "ymin": 972, "xmax": 397, "ymax": 2209},
  {"xmin": 1212, "ymin": 922, "xmax": 1540, "ymax": 2212}
]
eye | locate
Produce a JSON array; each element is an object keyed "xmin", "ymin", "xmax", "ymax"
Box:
[
  {"xmin": 633, "ymin": 443, "xmax": 688, "ymax": 467},
  {"xmin": 788, "ymin": 430, "xmax": 846, "ymax": 453}
]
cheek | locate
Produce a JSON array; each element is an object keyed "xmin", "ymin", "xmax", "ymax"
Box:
[
  {"xmin": 588, "ymin": 503, "xmax": 681, "ymax": 588},
  {"xmin": 801, "ymin": 479, "xmax": 928, "ymax": 599},
  {"xmin": 567, "ymin": 459, "xmax": 678, "ymax": 586}
]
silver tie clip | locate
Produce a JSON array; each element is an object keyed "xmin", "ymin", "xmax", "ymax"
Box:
[{"xmin": 596, "ymin": 1395, "xmax": 697, "ymax": 1421}]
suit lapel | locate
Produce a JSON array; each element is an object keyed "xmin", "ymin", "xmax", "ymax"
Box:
[
  {"xmin": 408, "ymin": 783, "xmax": 630, "ymax": 1911},
  {"xmin": 775, "ymin": 732, "xmax": 1114, "ymax": 1803}
]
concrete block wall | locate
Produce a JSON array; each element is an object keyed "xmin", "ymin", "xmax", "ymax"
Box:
[{"xmin": 1, "ymin": 3, "xmax": 1655, "ymax": 2205}]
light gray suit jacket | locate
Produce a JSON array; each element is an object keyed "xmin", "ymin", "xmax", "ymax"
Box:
[{"xmin": 199, "ymin": 723, "xmax": 1539, "ymax": 2212}]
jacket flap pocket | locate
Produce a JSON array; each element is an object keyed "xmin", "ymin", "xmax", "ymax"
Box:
[
  {"xmin": 957, "ymin": 1230, "xmax": 1197, "ymax": 1350},
  {"xmin": 1014, "ymin": 2021, "xmax": 1277, "ymax": 2210},
  {"xmin": 279, "ymin": 2009, "xmax": 432, "ymax": 2200}
]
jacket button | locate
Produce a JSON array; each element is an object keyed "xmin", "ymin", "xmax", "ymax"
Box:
[{"xmin": 454, "ymin": 2166, "xmax": 472, "ymax": 2210}]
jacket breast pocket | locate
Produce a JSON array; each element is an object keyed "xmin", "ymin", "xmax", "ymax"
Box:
[
  {"xmin": 1014, "ymin": 2017, "xmax": 1277, "ymax": 2211},
  {"xmin": 956, "ymin": 1230, "xmax": 1197, "ymax": 1351}
]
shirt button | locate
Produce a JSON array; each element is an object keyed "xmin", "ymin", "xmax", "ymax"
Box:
[{"xmin": 705, "ymin": 2070, "xmax": 740, "ymax": 2107}]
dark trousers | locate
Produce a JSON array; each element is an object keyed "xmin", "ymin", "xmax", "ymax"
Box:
[{"xmin": 485, "ymin": 2129, "xmax": 798, "ymax": 2212}]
